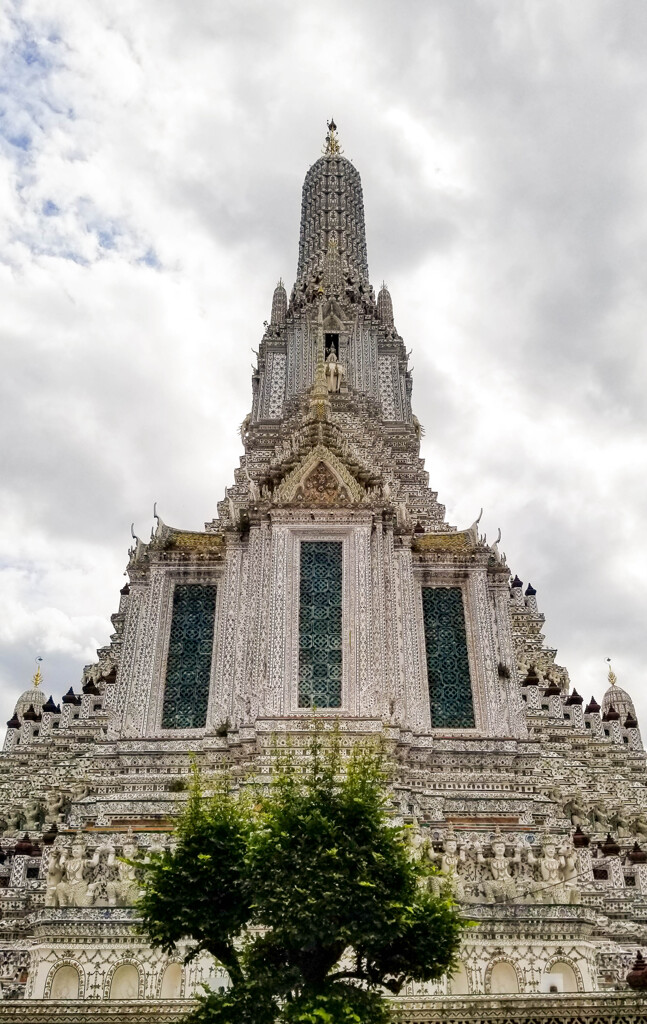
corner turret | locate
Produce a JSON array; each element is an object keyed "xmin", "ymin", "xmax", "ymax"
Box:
[
  {"xmin": 270, "ymin": 279, "xmax": 287, "ymax": 326},
  {"xmin": 377, "ymin": 282, "xmax": 394, "ymax": 326}
]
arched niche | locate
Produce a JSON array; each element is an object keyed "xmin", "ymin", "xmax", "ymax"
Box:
[
  {"xmin": 448, "ymin": 961, "xmax": 469, "ymax": 994},
  {"xmin": 109, "ymin": 963, "xmax": 141, "ymax": 999},
  {"xmin": 160, "ymin": 961, "xmax": 183, "ymax": 999},
  {"xmin": 50, "ymin": 965, "xmax": 80, "ymax": 1000},
  {"xmin": 543, "ymin": 960, "xmax": 579, "ymax": 993},
  {"xmin": 489, "ymin": 960, "xmax": 520, "ymax": 994}
]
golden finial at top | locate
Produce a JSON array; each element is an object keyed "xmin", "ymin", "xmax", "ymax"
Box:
[
  {"xmin": 606, "ymin": 657, "xmax": 617, "ymax": 687},
  {"xmin": 324, "ymin": 118, "xmax": 342, "ymax": 155},
  {"xmin": 32, "ymin": 656, "xmax": 43, "ymax": 689}
]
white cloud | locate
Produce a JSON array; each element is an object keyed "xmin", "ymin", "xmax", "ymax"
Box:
[{"xmin": 1, "ymin": 0, "xmax": 646, "ymax": 736}]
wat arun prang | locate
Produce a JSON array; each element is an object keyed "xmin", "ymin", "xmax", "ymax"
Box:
[{"xmin": 1, "ymin": 122, "xmax": 646, "ymax": 1023}]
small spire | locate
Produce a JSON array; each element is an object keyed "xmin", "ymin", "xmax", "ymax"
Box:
[
  {"xmin": 606, "ymin": 657, "xmax": 617, "ymax": 687},
  {"xmin": 324, "ymin": 118, "xmax": 342, "ymax": 155}
]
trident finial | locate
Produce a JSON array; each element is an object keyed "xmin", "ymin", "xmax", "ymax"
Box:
[
  {"xmin": 606, "ymin": 657, "xmax": 618, "ymax": 687},
  {"xmin": 324, "ymin": 118, "xmax": 341, "ymax": 155},
  {"xmin": 32, "ymin": 656, "xmax": 43, "ymax": 688}
]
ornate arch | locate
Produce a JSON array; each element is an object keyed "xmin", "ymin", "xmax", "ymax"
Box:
[
  {"xmin": 447, "ymin": 959, "xmax": 471, "ymax": 994},
  {"xmin": 544, "ymin": 953, "xmax": 584, "ymax": 991},
  {"xmin": 156, "ymin": 958, "xmax": 185, "ymax": 999},
  {"xmin": 103, "ymin": 957, "xmax": 145, "ymax": 1000},
  {"xmin": 483, "ymin": 955, "xmax": 521, "ymax": 994},
  {"xmin": 44, "ymin": 959, "xmax": 85, "ymax": 1000},
  {"xmin": 273, "ymin": 444, "xmax": 367, "ymax": 505}
]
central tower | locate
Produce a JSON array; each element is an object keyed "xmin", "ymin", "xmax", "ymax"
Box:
[{"xmin": 105, "ymin": 120, "xmax": 523, "ymax": 741}]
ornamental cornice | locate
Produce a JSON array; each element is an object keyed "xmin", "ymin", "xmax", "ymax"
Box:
[{"xmin": 0, "ymin": 992, "xmax": 644, "ymax": 1024}]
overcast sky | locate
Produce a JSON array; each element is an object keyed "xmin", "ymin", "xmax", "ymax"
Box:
[{"xmin": 1, "ymin": 0, "xmax": 646, "ymax": 737}]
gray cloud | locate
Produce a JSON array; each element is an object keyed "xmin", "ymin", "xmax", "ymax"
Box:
[{"xmin": 1, "ymin": 0, "xmax": 646, "ymax": 733}]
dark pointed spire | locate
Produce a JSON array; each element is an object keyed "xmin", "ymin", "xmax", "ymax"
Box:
[
  {"xmin": 565, "ymin": 689, "xmax": 583, "ymax": 706},
  {"xmin": 270, "ymin": 279, "xmax": 287, "ymax": 326},
  {"xmin": 297, "ymin": 122, "xmax": 369, "ymax": 288},
  {"xmin": 377, "ymin": 282, "xmax": 394, "ymax": 325}
]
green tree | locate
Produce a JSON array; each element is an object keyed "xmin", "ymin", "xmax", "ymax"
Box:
[{"xmin": 137, "ymin": 729, "xmax": 465, "ymax": 1023}]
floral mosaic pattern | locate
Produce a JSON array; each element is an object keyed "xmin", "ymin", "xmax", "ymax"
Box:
[
  {"xmin": 298, "ymin": 541, "xmax": 342, "ymax": 708},
  {"xmin": 161, "ymin": 585, "xmax": 217, "ymax": 729},
  {"xmin": 422, "ymin": 586, "xmax": 475, "ymax": 728}
]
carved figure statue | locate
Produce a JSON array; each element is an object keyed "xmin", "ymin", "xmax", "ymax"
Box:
[
  {"xmin": 45, "ymin": 849, "xmax": 64, "ymax": 907},
  {"xmin": 248, "ymin": 477, "xmax": 260, "ymax": 504},
  {"xmin": 55, "ymin": 838, "xmax": 93, "ymax": 908},
  {"xmin": 106, "ymin": 837, "xmax": 141, "ymax": 906},
  {"xmin": 528, "ymin": 835, "xmax": 579, "ymax": 904},
  {"xmin": 429, "ymin": 828, "xmax": 466, "ymax": 901},
  {"xmin": 632, "ymin": 814, "xmax": 647, "ymax": 839},
  {"xmin": 70, "ymin": 783, "xmax": 92, "ymax": 802},
  {"xmin": 608, "ymin": 808, "xmax": 633, "ymax": 838},
  {"xmin": 475, "ymin": 830, "xmax": 523, "ymax": 902},
  {"xmin": 44, "ymin": 790, "xmax": 66, "ymax": 825},
  {"xmin": 589, "ymin": 802, "xmax": 609, "ymax": 830},
  {"xmin": 406, "ymin": 820, "xmax": 427, "ymax": 863},
  {"xmin": 562, "ymin": 794, "xmax": 589, "ymax": 830},
  {"xmin": 324, "ymin": 351, "xmax": 345, "ymax": 393},
  {"xmin": 86, "ymin": 842, "xmax": 117, "ymax": 905},
  {"xmin": 559, "ymin": 842, "xmax": 581, "ymax": 904},
  {"xmin": 23, "ymin": 796, "xmax": 41, "ymax": 830},
  {"xmin": 4, "ymin": 807, "xmax": 22, "ymax": 836}
]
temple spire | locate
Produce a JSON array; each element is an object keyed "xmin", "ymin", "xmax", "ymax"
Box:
[{"xmin": 297, "ymin": 124, "xmax": 368, "ymax": 287}]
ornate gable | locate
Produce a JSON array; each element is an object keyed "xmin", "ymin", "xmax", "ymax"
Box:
[{"xmin": 273, "ymin": 443, "xmax": 367, "ymax": 505}]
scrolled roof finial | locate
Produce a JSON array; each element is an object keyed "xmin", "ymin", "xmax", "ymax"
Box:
[
  {"xmin": 324, "ymin": 118, "xmax": 342, "ymax": 155},
  {"xmin": 606, "ymin": 657, "xmax": 618, "ymax": 687}
]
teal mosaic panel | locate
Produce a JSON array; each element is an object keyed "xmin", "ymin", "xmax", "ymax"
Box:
[
  {"xmin": 161, "ymin": 584, "xmax": 217, "ymax": 729},
  {"xmin": 421, "ymin": 586, "xmax": 475, "ymax": 728},
  {"xmin": 299, "ymin": 541, "xmax": 342, "ymax": 708}
]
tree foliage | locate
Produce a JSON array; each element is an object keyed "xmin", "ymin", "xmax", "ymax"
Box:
[{"xmin": 136, "ymin": 728, "xmax": 465, "ymax": 1023}]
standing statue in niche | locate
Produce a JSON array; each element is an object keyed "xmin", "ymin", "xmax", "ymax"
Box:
[{"xmin": 324, "ymin": 350, "xmax": 345, "ymax": 393}]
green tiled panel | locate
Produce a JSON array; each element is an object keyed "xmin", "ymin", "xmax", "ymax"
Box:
[
  {"xmin": 422, "ymin": 586, "xmax": 475, "ymax": 729},
  {"xmin": 161, "ymin": 584, "xmax": 217, "ymax": 729},
  {"xmin": 299, "ymin": 541, "xmax": 342, "ymax": 708}
]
